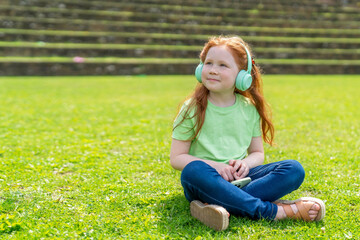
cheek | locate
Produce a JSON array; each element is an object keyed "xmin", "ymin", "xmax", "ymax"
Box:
[
  {"xmin": 226, "ymin": 72, "xmax": 238, "ymax": 86},
  {"xmin": 224, "ymin": 70, "xmax": 236, "ymax": 79},
  {"xmin": 201, "ymin": 66, "xmax": 210, "ymax": 78},
  {"xmin": 201, "ymin": 65, "xmax": 209, "ymax": 73},
  {"xmin": 230, "ymin": 71, "xmax": 239, "ymax": 81}
]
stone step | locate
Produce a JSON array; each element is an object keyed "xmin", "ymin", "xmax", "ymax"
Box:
[
  {"xmin": 1, "ymin": 0, "xmax": 358, "ymax": 76},
  {"xmin": 2, "ymin": 10, "xmax": 359, "ymax": 30},
  {"xmin": 1, "ymin": 43, "xmax": 359, "ymax": 60},
  {"xmin": 2, "ymin": 29, "xmax": 359, "ymax": 49},
  {"xmin": 0, "ymin": 3, "xmax": 360, "ymax": 23},
  {"xmin": 5, "ymin": 0, "xmax": 359, "ymax": 18},
  {"xmin": 1, "ymin": 61, "xmax": 359, "ymax": 76},
  {"xmin": 7, "ymin": 0, "xmax": 360, "ymax": 9},
  {"xmin": 2, "ymin": 14, "xmax": 360, "ymax": 37}
]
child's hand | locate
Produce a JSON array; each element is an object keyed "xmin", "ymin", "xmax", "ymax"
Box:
[
  {"xmin": 229, "ymin": 160, "xmax": 249, "ymax": 179},
  {"xmin": 213, "ymin": 163, "xmax": 236, "ymax": 182}
]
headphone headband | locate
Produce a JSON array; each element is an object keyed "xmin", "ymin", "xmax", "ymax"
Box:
[{"xmin": 239, "ymin": 42, "xmax": 252, "ymax": 74}]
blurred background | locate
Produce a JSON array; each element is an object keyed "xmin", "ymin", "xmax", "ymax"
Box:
[{"xmin": 0, "ymin": 0, "xmax": 359, "ymax": 76}]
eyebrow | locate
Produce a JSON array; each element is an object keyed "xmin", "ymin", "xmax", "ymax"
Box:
[{"xmin": 205, "ymin": 58, "xmax": 229, "ymax": 64}]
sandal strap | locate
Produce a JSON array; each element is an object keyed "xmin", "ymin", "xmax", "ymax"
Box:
[
  {"xmin": 295, "ymin": 201, "xmax": 313, "ymax": 221},
  {"xmin": 277, "ymin": 201, "xmax": 314, "ymax": 221},
  {"xmin": 281, "ymin": 204, "xmax": 295, "ymax": 218}
]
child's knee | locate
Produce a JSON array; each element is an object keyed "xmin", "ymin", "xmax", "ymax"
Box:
[
  {"xmin": 181, "ymin": 160, "xmax": 207, "ymax": 182},
  {"xmin": 285, "ymin": 160, "xmax": 305, "ymax": 187},
  {"xmin": 290, "ymin": 160, "xmax": 305, "ymax": 176}
]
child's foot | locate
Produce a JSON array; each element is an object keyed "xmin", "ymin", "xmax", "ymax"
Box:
[
  {"xmin": 190, "ymin": 200, "xmax": 229, "ymax": 231},
  {"xmin": 274, "ymin": 197, "xmax": 325, "ymax": 221}
]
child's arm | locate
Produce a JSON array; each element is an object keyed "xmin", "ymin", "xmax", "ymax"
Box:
[
  {"xmin": 231, "ymin": 136, "xmax": 265, "ymax": 179},
  {"xmin": 170, "ymin": 138, "xmax": 237, "ymax": 181}
]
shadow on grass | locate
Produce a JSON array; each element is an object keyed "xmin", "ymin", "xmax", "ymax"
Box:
[
  {"xmin": 155, "ymin": 194, "xmax": 195, "ymax": 236},
  {"xmin": 155, "ymin": 194, "xmax": 325, "ymax": 238}
]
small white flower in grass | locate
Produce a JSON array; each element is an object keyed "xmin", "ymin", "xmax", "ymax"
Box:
[
  {"xmin": 344, "ymin": 232, "xmax": 352, "ymax": 239},
  {"xmin": 106, "ymin": 196, "xmax": 110, "ymax": 201}
]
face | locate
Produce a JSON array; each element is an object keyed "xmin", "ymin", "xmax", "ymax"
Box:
[{"xmin": 201, "ymin": 45, "xmax": 240, "ymax": 95}]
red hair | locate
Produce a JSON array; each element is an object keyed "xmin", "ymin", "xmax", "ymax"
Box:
[{"xmin": 175, "ymin": 36, "xmax": 274, "ymax": 145}]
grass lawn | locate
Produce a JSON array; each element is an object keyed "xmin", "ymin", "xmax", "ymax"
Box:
[{"xmin": 0, "ymin": 75, "xmax": 359, "ymax": 239}]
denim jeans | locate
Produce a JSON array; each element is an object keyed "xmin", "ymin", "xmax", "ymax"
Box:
[{"xmin": 181, "ymin": 160, "xmax": 305, "ymax": 220}]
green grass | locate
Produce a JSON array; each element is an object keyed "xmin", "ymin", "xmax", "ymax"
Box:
[
  {"xmin": 0, "ymin": 41, "xmax": 202, "ymax": 51},
  {"xmin": 2, "ymin": 28, "xmax": 360, "ymax": 45},
  {"xmin": 0, "ymin": 75, "xmax": 359, "ymax": 239},
  {"xmin": 1, "ymin": 57, "xmax": 360, "ymax": 66},
  {"xmin": 2, "ymin": 41, "xmax": 359, "ymax": 55}
]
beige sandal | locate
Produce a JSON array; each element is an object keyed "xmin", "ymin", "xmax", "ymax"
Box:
[
  {"xmin": 274, "ymin": 197, "xmax": 326, "ymax": 221},
  {"xmin": 190, "ymin": 200, "xmax": 229, "ymax": 231}
]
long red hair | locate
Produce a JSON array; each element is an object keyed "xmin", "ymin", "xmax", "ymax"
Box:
[{"xmin": 175, "ymin": 36, "xmax": 274, "ymax": 145}]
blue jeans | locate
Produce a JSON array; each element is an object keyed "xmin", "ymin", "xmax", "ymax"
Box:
[{"xmin": 181, "ymin": 160, "xmax": 305, "ymax": 220}]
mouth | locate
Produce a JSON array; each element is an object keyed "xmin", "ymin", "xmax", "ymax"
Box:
[{"xmin": 206, "ymin": 78, "xmax": 220, "ymax": 82}]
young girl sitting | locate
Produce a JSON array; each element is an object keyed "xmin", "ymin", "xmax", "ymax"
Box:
[{"xmin": 170, "ymin": 36, "xmax": 325, "ymax": 231}]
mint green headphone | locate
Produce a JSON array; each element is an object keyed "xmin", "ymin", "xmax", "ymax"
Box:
[{"xmin": 195, "ymin": 43, "xmax": 253, "ymax": 91}]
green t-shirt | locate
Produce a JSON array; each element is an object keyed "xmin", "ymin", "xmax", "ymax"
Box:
[{"xmin": 172, "ymin": 94, "xmax": 261, "ymax": 163}]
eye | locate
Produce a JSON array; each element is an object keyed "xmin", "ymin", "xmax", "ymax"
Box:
[
  {"xmin": 220, "ymin": 63, "xmax": 228, "ymax": 67},
  {"xmin": 205, "ymin": 61, "xmax": 212, "ymax": 65}
]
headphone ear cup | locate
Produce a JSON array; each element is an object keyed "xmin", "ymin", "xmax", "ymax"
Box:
[
  {"xmin": 236, "ymin": 70, "xmax": 253, "ymax": 91},
  {"xmin": 195, "ymin": 63, "xmax": 203, "ymax": 83}
]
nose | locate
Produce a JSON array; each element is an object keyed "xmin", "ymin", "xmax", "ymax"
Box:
[{"xmin": 209, "ymin": 65, "xmax": 218, "ymax": 75}]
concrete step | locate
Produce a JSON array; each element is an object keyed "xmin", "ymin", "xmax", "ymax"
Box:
[
  {"xmin": 1, "ymin": 43, "xmax": 359, "ymax": 60},
  {"xmin": 1, "ymin": 61, "xmax": 359, "ymax": 76},
  {"xmin": 2, "ymin": 29, "xmax": 360, "ymax": 49}
]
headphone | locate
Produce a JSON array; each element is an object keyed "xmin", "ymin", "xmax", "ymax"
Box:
[{"xmin": 195, "ymin": 42, "xmax": 253, "ymax": 91}]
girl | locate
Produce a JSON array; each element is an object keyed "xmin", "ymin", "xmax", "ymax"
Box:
[{"xmin": 170, "ymin": 36, "xmax": 325, "ymax": 231}]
